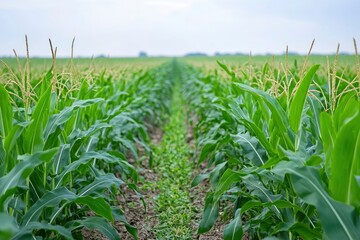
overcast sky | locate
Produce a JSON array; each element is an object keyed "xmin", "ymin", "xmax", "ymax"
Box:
[{"xmin": 0, "ymin": 0, "xmax": 359, "ymax": 57}]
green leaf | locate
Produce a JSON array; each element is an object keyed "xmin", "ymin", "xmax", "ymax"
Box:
[
  {"xmin": 224, "ymin": 209, "xmax": 243, "ymax": 240},
  {"xmin": 273, "ymin": 222, "xmax": 321, "ymax": 240},
  {"xmin": 232, "ymin": 132, "xmax": 265, "ymax": 165},
  {"xmin": 55, "ymin": 151, "xmax": 119, "ymax": 188},
  {"xmin": 320, "ymin": 98, "xmax": 360, "ymax": 207},
  {"xmin": 3, "ymin": 124, "xmax": 27, "ymax": 172},
  {"xmin": 192, "ymin": 162, "xmax": 227, "ymax": 188},
  {"xmin": 75, "ymin": 196, "xmax": 114, "ymax": 222},
  {"xmin": 198, "ymin": 140, "xmax": 217, "ymax": 164},
  {"xmin": 217, "ymin": 61, "xmax": 235, "ymax": 78},
  {"xmin": 0, "ymin": 213, "xmax": 17, "ymax": 240},
  {"xmin": 23, "ymin": 186, "xmax": 116, "ymax": 227},
  {"xmin": 242, "ymin": 175, "xmax": 282, "ymax": 219},
  {"xmin": 289, "ymin": 64, "xmax": 319, "ymax": 133},
  {"xmin": 329, "ymin": 101, "xmax": 360, "ymax": 207},
  {"xmin": 0, "ymin": 84, "xmax": 12, "ymax": 137},
  {"xmin": 232, "ymin": 82, "xmax": 294, "ymax": 150},
  {"xmin": 52, "ymin": 144, "xmax": 70, "ymax": 175},
  {"xmin": 78, "ymin": 174, "xmax": 123, "ymax": 197},
  {"xmin": 13, "ymin": 222, "xmax": 73, "ymax": 240},
  {"xmin": 198, "ymin": 193, "xmax": 219, "ymax": 234},
  {"xmin": 214, "ymin": 169, "xmax": 243, "ymax": 199},
  {"xmin": 278, "ymin": 163, "xmax": 360, "ymax": 239},
  {"xmin": 66, "ymin": 217, "xmax": 120, "ymax": 240},
  {"xmin": 308, "ymin": 97, "xmax": 322, "ymax": 141},
  {"xmin": 191, "ymin": 173, "xmax": 210, "ymax": 187},
  {"xmin": 22, "ymin": 187, "xmax": 77, "ymax": 226},
  {"xmin": 3, "ymin": 124, "xmax": 25, "ymax": 155},
  {"xmin": 319, "ymin": 111, "xmax": 336, "ymax": 169},
  {"xmin": 228, "ymin": 101, "xmax": 276, "ymax": 156},
  {"xmin": 232, "ymin": 83, "xmax": 288, "ymax": 133},
  {"xmin": 0, "ymin": 148, "xmax": 58, "ymax": 210},
  {"xmin": 44, "ymin": 98, "xmax": 104, "ymax": 143},
  {"xmin": 289, "ymin": 222, "xmax": 322, "ymax": 240},
  {"xmin": 24, "ymin": 86, "xmax": 52, "ymax": 153},
  {"xmin": 40, "ymin": 67, "xmax": 53, "ymax": 96},
  {"xmin": 240, "ymin": 200, "xmax": 264, "ymax": 213},
  {"xmin": 240, "ymin": 199, "xmax": 306, "ymax": 217},
  {"xmin": 115, "ymin": 137, "xmax": 139, "ymax": 160}
]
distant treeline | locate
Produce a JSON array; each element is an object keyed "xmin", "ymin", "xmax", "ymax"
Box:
[
  {"xmin": 184, "ymin": 51, "xmax": 353, "ymax": 57},
  {"xmin": 184, "ymin": 52, "xmax": 248, "ymax": 57},
  {"xmin": 1, "ymin": 51, "xmax": 354, "ymax": 59}
]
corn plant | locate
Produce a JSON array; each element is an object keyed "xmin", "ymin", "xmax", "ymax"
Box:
[
  {"xmin": 0, "ymin": 57, "xmax": 174, "ymax": 239},
  {"xmin": 184, "ymin": 59, "xmax": 360, "ymax": 239}
]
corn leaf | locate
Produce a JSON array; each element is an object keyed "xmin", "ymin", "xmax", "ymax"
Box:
[
  {"xmin": 319, "ymin": 112, "xmax": 335, "ymax": 166},
  {"xmin": 0, "ymin": 213, "xmax": 17, "ymax": 240},
  {"xmin": 21, "ymin": 187, "xmax": 77, "ymax": 226},
  {"xmin": 78, "ymin": 174, "xmax": 123, "ymax": 197},
  {"xmin": 75, "ymin": 196, "xmax": 114, "ymax": 222},
  {"xmin": 0, "ymin": 84, "xmax": 12, "ymax": 138},
  {"xmin": 13, "ymin": 222, "xmax": 73, "ymax": 240},
  {"xmin": 198, "ymin": 140, "xmax": 217, "ymax": 164},
  {"xmin": 44, "ymin": 98, "xmax": 103, "ymax": 143},
  {"xmin": 24, "ymin": 87, "xmax": 52, "ymax": 153},
  {"xmin": 277, "ymin": 163, "xmax": 360, "ymax": 239},
  {"xmin": 198, "ymin": 193, "xmax": 219, "ymax": 234},
  {"xmin": 66, "ymin": 217, "xmax": 120, "ymax": 240},
  {"xmin": 273, "ymin": 222, "xmax": 321, "ymax": 239},
  {"xmin": 289, "ymin": 65, "xmax": 319, "ymax": 133},
  {"xmin": 54, "ymin": 151, "xmax": 119, "ymax": 188},
  {"xmin": 217, "ymin": 60, "xmax": 235, "ymax": 78},
  {"xmin": 214, "ymin": 169, "xmax": 243, "ymax": 199},
  {"xmin": 329, "ymin": 104, "xmax": 360, "ymax": 207},
  {"xmin": 224, "ymin": 209, "xmax": 243, "ymax": 240},
  {"xmin": 52, "ymin": 144, "xmax": 70, "ymax": 175},
  {"xmin": 3, "ymin": 124, "xmax": 26, "ymax": 172},
  {"xmin": 0, "ymin": 148, "xmax": 58, "ymax": 210},
  {"xmin": 233, "ymin": 82, "xmax": 294, "ymax": 150}
]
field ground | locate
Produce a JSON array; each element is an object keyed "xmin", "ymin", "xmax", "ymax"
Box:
[{"xmin": 0, "ymin": 55, "xmax": 360, "ymax": 239}]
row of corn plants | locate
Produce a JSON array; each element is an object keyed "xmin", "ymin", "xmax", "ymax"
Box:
[
  {"xmin": 182, "ymin": 58, "xmax": 360, "ymax": 239},
  {"xmin": 0, "ymin": 59, "xmax": 173, "ymax": 239}
]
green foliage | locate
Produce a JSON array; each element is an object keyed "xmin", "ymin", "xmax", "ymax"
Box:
[
  {"xmin": 289, "ymin": 64, "xmax": 319, "ymax": 145},
  {"xmin": 320, "ymin": 95, "xmax": 360, "ymax": 208},
  {"xmin": 0, "ymin": 60, "xmax": 175, "ymax": 239},
  {"xmin": 2, "ymin": 55, "xmax": 360, "ymax": 239},
  {"xmin": 279, "ymin": 163, "xmax": 360, "ymax": 239},
  {"xmin": 183, "ymin": 59, "xmax": 360, "ymax": 239},
  {"xmin": 0, "ymin": 84, "xmax": 12, "ymax": 138},
  {"xmin": 224, "ymin": 209, "xmax": 243, "ymax": 240}
]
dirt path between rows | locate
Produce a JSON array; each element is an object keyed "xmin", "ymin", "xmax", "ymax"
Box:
[
  {"xmin": 186, "ymin": 114, "xmax": 225, "ymax": 240},
  {"xmin": 115, "ymin": 126, "xmax": 163, "ymax": 240},
  {"xmin": 84, "ymin": 91, "xmax": 226, "ymax": 240},
  {"xmin": 114, "ymin": 99, "xmax": 226, "ymax": 240}
]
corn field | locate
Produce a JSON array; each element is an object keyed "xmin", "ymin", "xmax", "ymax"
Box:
[{"xmin": 0, "ymin": 50, "xmax": 360, "ymax": 239}]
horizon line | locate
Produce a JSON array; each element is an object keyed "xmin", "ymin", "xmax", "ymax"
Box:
[{"xmin": 0, "ymin": 51, "xmax": 356, "ymax": 59}]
